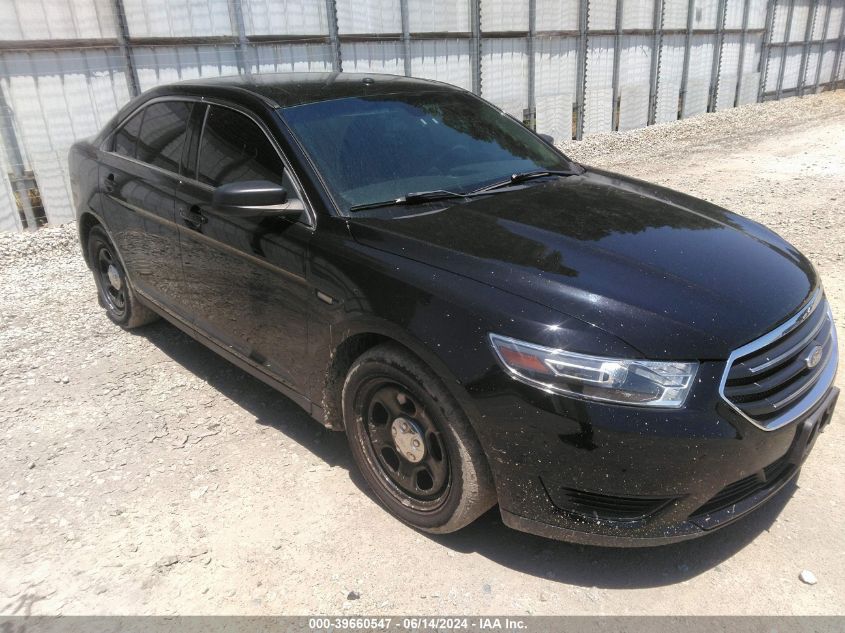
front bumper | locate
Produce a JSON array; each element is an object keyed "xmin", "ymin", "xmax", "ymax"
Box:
[{"xmin": 468, "ymin": 360, "xmax": 839, "ymax": 547}]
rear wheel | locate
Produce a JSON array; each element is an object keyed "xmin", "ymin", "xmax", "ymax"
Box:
[
  {"xmin": 342, "ymin": 344, "xmax": 496, "ymax": 533},
  {"xmin": 87, "ymin": 225, "xmax": 158, "ymax": 329}
]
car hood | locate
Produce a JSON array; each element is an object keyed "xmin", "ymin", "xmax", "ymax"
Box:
[{"xmin": 348, "ymin": 168, "xmax": 817, "ymax": 359}]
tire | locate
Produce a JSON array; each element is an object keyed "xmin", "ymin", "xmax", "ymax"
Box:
[
  {"xmin": 87, "ymin": 225, "xmax": 159, "ymax": 329},
  {"xmin": 342, "ymin": 343, "xmax": 496, "ymax": 533}
]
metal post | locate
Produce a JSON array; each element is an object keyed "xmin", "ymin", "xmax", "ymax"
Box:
[
  {"xmin": 758, "ymin": 0, "xmax": 778, "ymax": 101},
  {"xmin": 110, "ymin": 0, "xmax": 140, "ymax": 97},
  {"xmin": 470, "ymin": 0, "xmax": 482, "ymax": 95},
  {"xmin": 399, "ymin": 0, "xmax": 412, "ymax": 77},
  {"xmin": 708, "ymin": 0, "xmax": 729, "ymax": 111},
  {"xmin": 831, "ymin": 3, "xmax": 845, "ymax": 87},
  {"xmin": 228, "ymin": 0, "xmax": 251, "ymax": 75},
  {"xmin": 575, "ymin": 0, "xmax": 589, "ymax": 139},
  {"xmin": 812, "ymin": 0, "xmax": 833, "ymax": 91},
  {"xmin": 611, "ymin": 0, "xmax": 624, "ymax": 130},
  {"xmin": 207, "ymin": 42, "xmax": 221, "ymax": 75},
  {"xmin": 797, "ymin": 0, "xmax": 818, "ymax": 95},
  {"xmin": 678, "ymin": 0, "xmax": 696, "ymax": 118},
  {"xmin": 775, "ymin": 0, "xmax": 795, "ymax": 99},
  {"xmin": 526, "ymin": 0, "xmax": 537, "ymax": 127},
  {"xmin": 648, "ymin": 0, "xmax": 665, "ymax": 124},
  {"xmin": 325, "ymin": 0, "xmax": 342, "ymax": 72},
  {"xmin": 734, "ymin": 0, "xmax": 752, "ymax": 106},
  {"xmin": 0, "ymin": 86, "xmax": 36, "ymax": 231}
]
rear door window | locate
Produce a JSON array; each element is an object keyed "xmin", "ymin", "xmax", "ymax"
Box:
[
  {"xmin": 135, "ymin": 101, "xmax": 193, "ymax": 173},
  {"xmin": 113, "ymin": 110, "xmax": 144, "ymax": 158}
]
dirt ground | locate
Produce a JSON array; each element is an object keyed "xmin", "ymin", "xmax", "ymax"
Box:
[{"xmin": 1, "ymin": 91, "xmax": 844, "ymax": 617}]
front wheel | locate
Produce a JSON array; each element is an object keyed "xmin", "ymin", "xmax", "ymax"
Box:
[{"xmin": 342, "ymin": 344, "xmax": 496, "ymax": 533}]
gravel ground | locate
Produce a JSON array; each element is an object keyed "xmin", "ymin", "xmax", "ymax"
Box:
[{"xmin": 1, "ymin": 91, "xmax": 844, "ymax": 616}]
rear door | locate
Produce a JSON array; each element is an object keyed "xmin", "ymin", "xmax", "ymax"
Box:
[
  {"xmin": 176, "ymin": 103, "xmax": 313, "ymax": 391},
  {"xmin": 99, "ymin": 99, "xmax": 193, "ymax": 314}
]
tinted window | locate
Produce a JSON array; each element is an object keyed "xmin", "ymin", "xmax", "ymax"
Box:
[
  {"xmin": 280, "ymin": 91, "xmax": 574, "ymax": 210},
  {"xmin": 135, "ymin": 101, "xmax": 192, "ymax": 173},
  {"xmin": 113, "ymin": 110, "xmax": 144, "ymax": 157},
  {"xmin": 196, "ymin": 106, "xmax": 284, "ymax": 187}
]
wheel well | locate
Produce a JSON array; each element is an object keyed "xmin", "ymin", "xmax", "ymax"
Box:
[
  {"xmin": 78, "ymin": 212, "xmax": 101, "ymax": 267},
  {"xmin": 322, "ymin": 332, "xmax": 393, "ymax": 430}
]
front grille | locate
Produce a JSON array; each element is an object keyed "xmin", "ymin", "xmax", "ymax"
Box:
[
  {"xmin": 549, "ymin": 486, "xmax": 675, "ymax": 522},
  {"xmin": 722, "ymin": 294, "xmax": 836, "ymax": 427},
  {"xmin": 692, "ymin": 455, "xmax": 794, "ymax": 518}
]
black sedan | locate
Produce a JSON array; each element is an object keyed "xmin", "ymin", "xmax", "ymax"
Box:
[{"xmin": 68, "ymin": 72, "xmax": 839, "ymax": 546}]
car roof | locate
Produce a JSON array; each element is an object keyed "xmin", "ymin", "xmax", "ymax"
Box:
[{"xmin": 163, "ymin": 72, "xmax": 461, "ymax": 109}]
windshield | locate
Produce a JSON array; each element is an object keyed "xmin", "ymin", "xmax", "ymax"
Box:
[{"xmin": 279, "ymin": 90, "xmax": 575, "ymax": 212}]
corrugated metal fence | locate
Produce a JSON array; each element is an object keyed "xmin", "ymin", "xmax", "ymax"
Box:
[{"xmin": 1, "ymin": 0, "xmax": 843, "ymax": 232}]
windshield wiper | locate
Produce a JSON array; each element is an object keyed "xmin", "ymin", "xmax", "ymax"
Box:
[
  {"xmin": 349, "ymin": 189, "xmax": 482, "ymax": 212},
  {"xmin": 348, "ymin": 170, "xmax": 577, "ymax": 212},
  {"xmin": 470, "ymin": 170, "xmax": 575, "ymax": 194}
]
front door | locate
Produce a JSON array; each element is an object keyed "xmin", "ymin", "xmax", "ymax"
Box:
[{"xmin": 176, "ymin": 103, "xmax": 313, "ymax": 392}]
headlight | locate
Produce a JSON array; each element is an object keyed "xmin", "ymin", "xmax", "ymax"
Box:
[{"xmin": 489, "ymin": 333, "xmax": 698, "ymax": 407}]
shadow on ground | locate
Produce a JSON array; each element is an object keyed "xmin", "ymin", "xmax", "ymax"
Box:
[{"xmin": 139, "ymin": 319, "xmax": 798, "ymax": 590}]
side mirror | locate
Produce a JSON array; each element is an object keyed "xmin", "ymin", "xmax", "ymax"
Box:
[
  {"xmin": 538, "ymin": 133, "xmax": 555, "ymax": 145},
  {"xmin": 211, "ymin": 180, "xmax": 304, "ymax": 218}
]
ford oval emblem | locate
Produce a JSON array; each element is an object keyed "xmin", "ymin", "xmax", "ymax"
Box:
[{"xmin": 804, "ymin": 345, "xmax": 823, "ymax": 369}]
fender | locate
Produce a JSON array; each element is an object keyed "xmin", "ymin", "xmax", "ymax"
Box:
[{"xmin": 321, "ymin": 314, "xmax": 488, "ymax": 435}]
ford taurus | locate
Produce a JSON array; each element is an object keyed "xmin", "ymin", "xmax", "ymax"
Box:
[{"xmin": 68, "ymin": 73, "xmax": 839, "ymax": 545}]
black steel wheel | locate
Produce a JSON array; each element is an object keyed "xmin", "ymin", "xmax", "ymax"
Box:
[
  {"xmin": 362, "ymin": 381, "xmax": 451, "ymax": 508},
  {"xmin": 342, "ymin": 343, "xmax": 496, "ymax": 533},
  {"xmin": 95, "ymin": 242, "xmax": 127, "ymax": 317},
  {"xmin": 87, "ymin": 225, "xmax": 159, "ymax": 329}
]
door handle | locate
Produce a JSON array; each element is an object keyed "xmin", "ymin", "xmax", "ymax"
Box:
[
  {"xmin": 179, "ymin": 206, "xmax": 207, "ymax": 231},
  {"xmin": 103, "ymin": 173, "xmax": 116, "ymax": 193}
]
